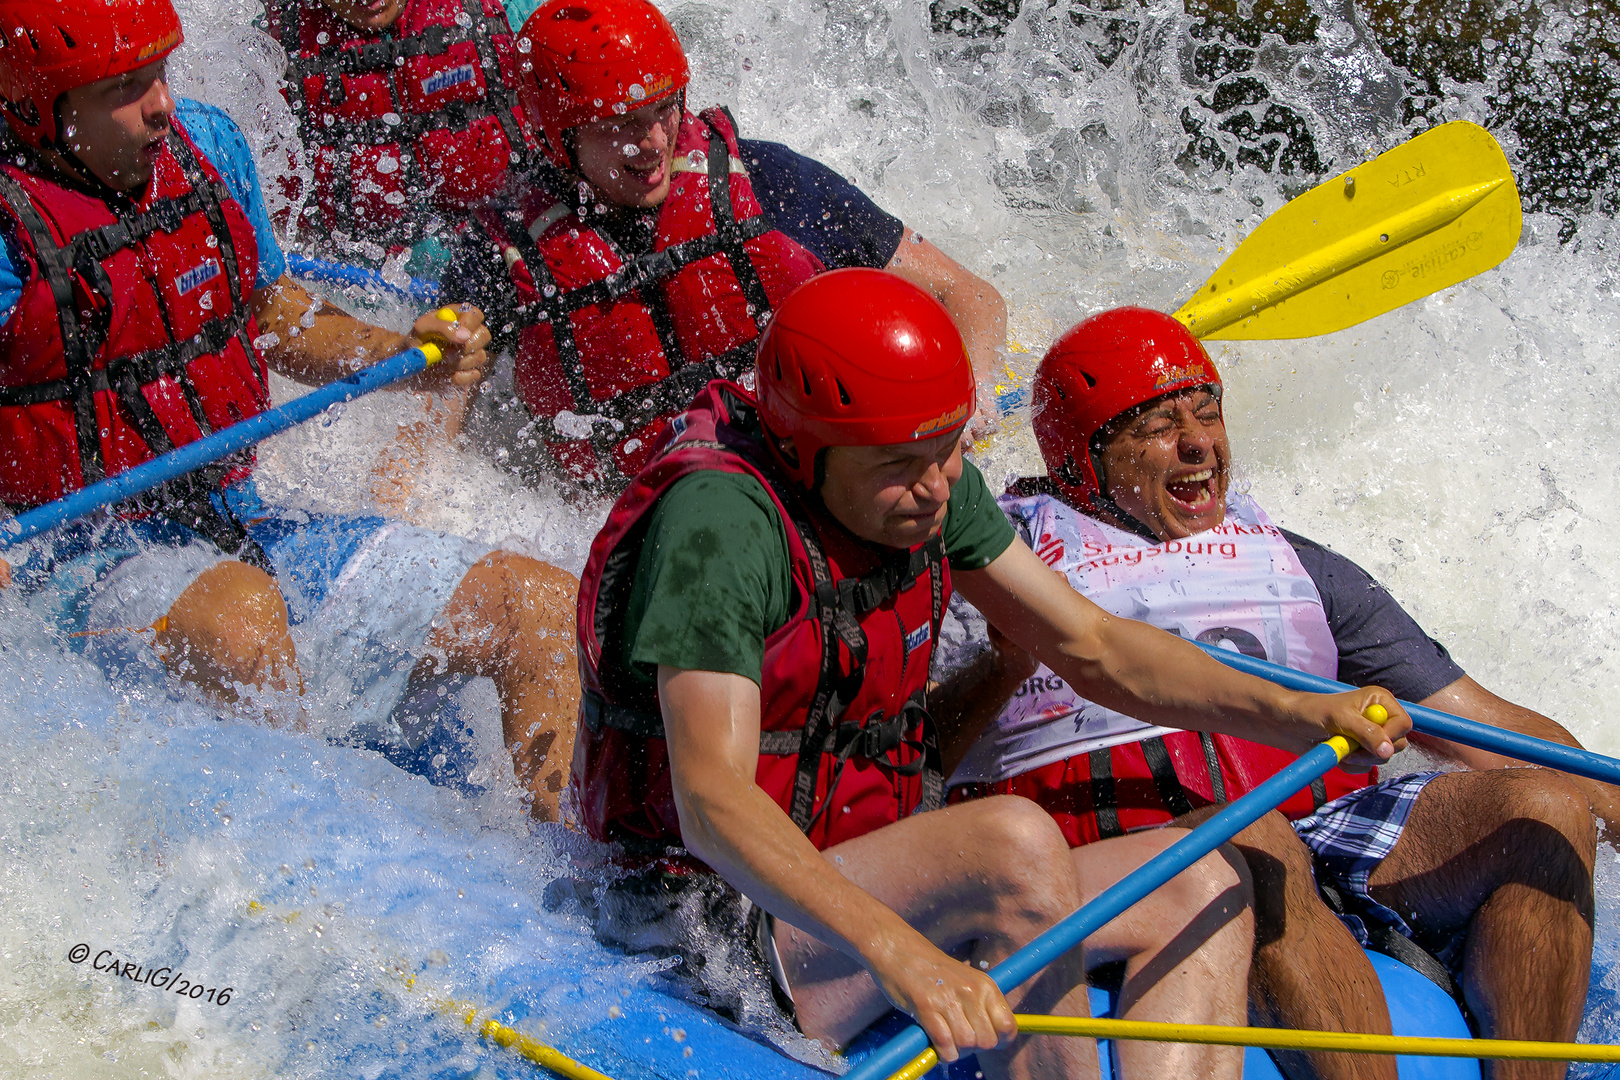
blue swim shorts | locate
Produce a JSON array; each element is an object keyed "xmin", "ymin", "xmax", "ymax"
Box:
[{"xmin": 8, "ymin": 478, "xmax": 491, "ymax": 734}]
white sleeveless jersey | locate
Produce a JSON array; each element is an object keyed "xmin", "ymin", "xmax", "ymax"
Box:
[{"xmin": 952, "ymin": 491, "xmax": 1339, "ymax": 785}]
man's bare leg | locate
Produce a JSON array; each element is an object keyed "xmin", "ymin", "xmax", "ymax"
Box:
[
  {"xmin": 1367, "ymin": 769, "xmax": 1595, "ymax": 1080},
  {"xmin": 154, "ymin": 560, "xmax": 304, "ymax": 725},
  {"xmin": 1071, "ymin": 827, "xmax": 1253, "ymax": 1080},
  {"xmin": 1177, "ymin": 808, "xmax": 1395, "ymax": 1080},
  {"xmin": 774, "ymin": 797, "xmax": 1252, "ymax": 1080},
  {"xmin": 424, "ymin": 551, "xmax": 581, "ymax": 820}
]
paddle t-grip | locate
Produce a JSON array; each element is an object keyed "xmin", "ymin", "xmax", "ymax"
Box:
[{"xmin": 1364, "ymin": 703, "xmax": 1388, "ymax": 724}]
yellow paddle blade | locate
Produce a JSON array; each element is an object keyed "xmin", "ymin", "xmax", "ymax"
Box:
[{"xmin": 1174, "ymin": 121, "xmax": 1521, "ymax": 340}]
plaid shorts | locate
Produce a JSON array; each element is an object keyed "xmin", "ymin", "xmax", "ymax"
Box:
[{"xmin": 1292, "ymin": 771, "xmax": 1445, "ymax": 949}]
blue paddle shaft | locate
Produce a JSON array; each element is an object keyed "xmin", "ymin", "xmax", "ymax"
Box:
[
  {"xmin": 844, "ymin": 739, "xmax": 1350, "ymax": 1080},
  {"xmin": 287, "ymin": 252, "xmax": 442, "ymax": 305},
  {"xmin": 0, "ymin": 346, "xmax": 436, "ymax": 550},
  {"xmin": 1195, "ymin": 643, "xmax": 1620, "ymax": 787}
]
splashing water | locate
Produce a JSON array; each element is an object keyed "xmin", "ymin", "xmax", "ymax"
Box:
[{"xmin": 6, "ymin": 0, "xmax": 1620, "ymax": 1075}]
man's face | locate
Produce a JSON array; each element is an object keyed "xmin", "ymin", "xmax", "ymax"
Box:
[
  {"xmin": 56, "ymin": 59, "xmax": 175, "ymax": 194},
  {"xmin": 319, "ymin": 0, "xmax": 404, "ymax": 33},
  {"xmin": 817, "ymin": 429, "xmax": 965, "ymax": 549},
  {"xmin": 1096, "ymin": 387, "xmax": 1229, "ymax": 540},
  {"xmin": 570, "ymin": 95, "xmax": 682, "ymax": 209}
]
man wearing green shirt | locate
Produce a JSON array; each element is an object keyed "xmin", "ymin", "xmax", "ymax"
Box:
[{"xmin": 570, "ymin": 269, "xmax": 1410, "ymax": 1078}]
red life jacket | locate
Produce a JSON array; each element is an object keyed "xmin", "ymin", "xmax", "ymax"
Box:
[
  {"xmin": 269, "ymin": 0, "xmax": 533, "ymax": 245},
  {"xmin": 573, "ymin": 381, "xmax": 945, "ymax": 859},
  {"xmin": 949, "ymin": 478, "xmax": 1371, "ymax": 848},
  {"xmin": 472, "ymin": 108, "xmax": 824, "ymax": 490},
  {"xmin": 0, "ymin": 125, "xmax": 268, "ymax": 526}
]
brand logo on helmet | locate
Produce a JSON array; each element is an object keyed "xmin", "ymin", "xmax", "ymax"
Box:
[
  {"xmin": 136, "ymin": 27, "xmax": 182, "ymax": 62},
  {"xmin": 625, "ymin": 73, "xmax": 672, "ymax": 105},
  {"xmin": 912, "ymin": 402, "xmax": 968, "ymax": 439},
  {"xmin": 1152, "ymin": 363, "xmax": 1210, "ymax": 390}
]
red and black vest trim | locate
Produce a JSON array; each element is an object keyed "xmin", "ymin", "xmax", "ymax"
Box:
[
  {"xmin": 577, "ymin": 382, "xmax": 945, "ymax": 855},
  {"xmin": 0, "ymin": 135, "xmax": 260, "ymax": 491}
]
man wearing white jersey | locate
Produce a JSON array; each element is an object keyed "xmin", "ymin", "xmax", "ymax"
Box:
[{"xmin": 942, "ymin": 307, "xmax": 1604, "ymax": 1080}]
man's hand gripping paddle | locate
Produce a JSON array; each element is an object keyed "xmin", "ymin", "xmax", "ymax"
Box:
[
  {"xmin": 848, "ymin": 705, "xmax": 1396, "ymax": 1080},
  {"xmin": 1174, "ymin": 120, "xmax": 1521, "ymax": 339},
  {"xmin": 0, "ymin": 309, "xmax": 462, "ymax": 551}
]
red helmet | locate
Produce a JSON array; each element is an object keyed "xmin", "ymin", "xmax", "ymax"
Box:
[
  {"xmin": 1033, "ymin": 306, "xmax": 1221, "ymax": 504},
  {"xmin": 515, "ymin": 0, "xmax": 690, "ymax": 172},
  {"xmin": 0, "ymin": 0, "xmax": 183, "ymax": 148},
  {"xmin": 755, "ymin": 269, "xmax": 976, "ymax": 488}
]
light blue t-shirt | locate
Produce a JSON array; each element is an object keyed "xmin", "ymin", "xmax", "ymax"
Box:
[{"xmin": 0, "ymin": 98, "xmax": 286, "ymax": 320}]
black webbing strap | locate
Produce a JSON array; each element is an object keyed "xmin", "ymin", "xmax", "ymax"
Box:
[
  {"xmin": 1315, "ymin": 879, "xmax": 1474, "ymax": 1026},
  {"xmin": 703, "ymin": 128, "xmax": 773, "ymax": 329},
  {"xmin": 1310, "ymin": 776, "xmax": 1329, "ymax": 808},
  {"xmin": 1140, "ymin": 735, "xmax": 1196, "ymax": 818},
  {"xmin": 1199, "ymin": 732, "xmax": 1228, "ymax": 803},
  {"xmin": 1088, "ymin": 747, "xmax": 1122, "ymax": 839},
  {"xmin": 0, "ymin": 310, "xmax": 254, "ymax": 408}
]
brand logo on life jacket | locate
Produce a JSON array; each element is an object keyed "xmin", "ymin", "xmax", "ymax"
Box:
[
  {"xmin": 137, "ymin": 27, "xmax": 183, "ymax": 62},
  {"xmin": 904, "ymin": 622, "xmax": 931, "ymax": 653},
  {"xmin": 912, "ymin": 402, "xmax": 969, "ymax": 439},
  {"xmin": 1152, "ymin": 362, "xmax": 1211, "ymax": 390},
  {"xmin": 174, "ymin": 259, "xmax": 221, "ymax": 297},
  {"xmin": 422, "ymin": 64, "xmax": 477, "ymax": 97}
]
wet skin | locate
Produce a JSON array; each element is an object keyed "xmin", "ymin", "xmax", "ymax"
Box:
[
  {"xmin": 1095, "ymin": 387, "xmax": 1228, "ymax": 539},
  {"xmin": 571, "ymin": 94, "xmax": 683, "ymax": 209},
  {"xmin": 319, "ymin": 0, "xmax": 405, "ymax": 33},
  {"xmin": 54, "ymin": 59, "xmax": 175, "ymax": 194},
  {"xmin": 813, "ymin": 428, "xmax": 966, "ymax": 549}
]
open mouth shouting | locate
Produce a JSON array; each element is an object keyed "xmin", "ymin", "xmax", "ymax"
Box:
[{"xmin": 1165, "ymin": 467, "xmax": 1218, "ymax": 512}]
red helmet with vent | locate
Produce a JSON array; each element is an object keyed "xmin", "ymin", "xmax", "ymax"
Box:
[
  {"xmin": 515, "ymin": 0, "xmax": 689, "ymax": 172},
  {"xmin": 754, "ymin": 269, "xmax": 976, "ymax": 488},
  {"xmin": 1033, "ymin": 306, "xmax": 1221, "ymax": 503},
  {"xmin": 0, "ymin": 0, "xmax": 183, "ymax": 148}
]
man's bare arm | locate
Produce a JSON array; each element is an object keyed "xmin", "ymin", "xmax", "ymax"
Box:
[
  {"xmin": 884, "ymin": 229, "xmax": 1007, "ymax": 416},
  {"xmin": 658, "ymin": 666, "xmax": 1015, "ymax": 1060},
  {"xmin": 250, "ymin": 275, "xmax": 489, "ymax": 389},
  {"xmin": 1417, "ymin": 675, "xmax": 1620, "ymax": 839},
  {"xmin": 953, "ymin": 540, "xmax": 1410, "ymax": 766}
]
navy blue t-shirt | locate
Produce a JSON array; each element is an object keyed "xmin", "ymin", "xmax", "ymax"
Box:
[
  {"xmin": 1283, "ymin": 529, "xmax": 1465, "ymax": 702},
  {"xmin": 441, "ymin": 135, "xmax": 904, "ymax": 348}
]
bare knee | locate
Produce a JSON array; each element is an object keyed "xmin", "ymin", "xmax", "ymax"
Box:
[
  {"xmin": 1150, "ymin": 832, "xmax": 1251, "ymax": 921},
  {"xmin": 156, "ymin": 561, "xmax": 295, "ymax": 697},
  {"xmin": 1495, "ymin": 770, "xmax": 1595, "ymax": 853},
  {"xmin": 441, "ymin": 550, "xmax": 579, "ymax": 668},
  {"xmin": 962, "ymin": 795, "xmax": 1079, "ymax": 913}
]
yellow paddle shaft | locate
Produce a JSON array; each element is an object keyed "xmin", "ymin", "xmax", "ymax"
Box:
[
  {"xmin": 1016, "ymin": 1014, "xmax": 1620, "ymax": 1063},
  {"xmin": 436, "ymin": 998, "xmax": 617, "ymax": 1080},
  {"xmin": 475, "ymin": 1013, "xmax": 618, "ymax": 1080},
  {"xmin": 888, "ymin": 1015, "xmax": 1618, "ymax": 1080}
]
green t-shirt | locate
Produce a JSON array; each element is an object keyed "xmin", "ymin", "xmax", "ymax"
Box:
[{"xmin": 618, "ymin": 459, "xmax": 1015, "ymax": 687}]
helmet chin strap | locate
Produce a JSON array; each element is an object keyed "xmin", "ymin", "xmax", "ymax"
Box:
[
  {"xmin": 1067, "ymin": 450, "xmax": 1162, "ymax": 543},
  {"xmin": 1087, "ymin": 489, "xmax": 1162, "ymax": 543}
]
